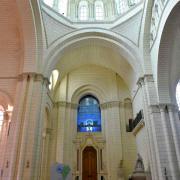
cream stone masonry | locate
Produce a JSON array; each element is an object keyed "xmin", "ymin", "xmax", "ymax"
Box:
[{"xmin": 0, "ymin": 0, "xmax": 180, "ymax": 180}]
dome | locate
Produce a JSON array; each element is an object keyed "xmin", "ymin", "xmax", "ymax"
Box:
[{"xmin": 42, "ymin": 0, "xmax": 142, "ymax": 22}]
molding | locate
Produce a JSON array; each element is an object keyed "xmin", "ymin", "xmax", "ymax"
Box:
[
  {"xmin": 18, "ymin": 72, "xmax": 50, "ymax": 86},
  {"xmin": 149, "ymin": 103, "xmax": 179, "ymax": 113},
  {"xmin": 136, "ymin": 74, "xmax": 154, "ymax": 87},
  {"xmin": 149, "ymin": 105, "xmax": 160, "ymax": 113},
  {"xmin": 56, "ymin": 101, "xmax": 78, "ymax": 108},
  {"xmin": 56, "ymin": 100, "xmax": 124, "ymax": 109},
  {"xmin": 101, "ymin": 101, "xmax": 123, "ymax": 109},
  {"xmin": 159, "ymin": 103, "xmax": 179, "ymax": 113}
]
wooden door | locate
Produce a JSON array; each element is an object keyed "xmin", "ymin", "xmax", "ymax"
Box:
[{"xmin": 82, "ymin": 146, "xmax": 97, "ymax": 180}]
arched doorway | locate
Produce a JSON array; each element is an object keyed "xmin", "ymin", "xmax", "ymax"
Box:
[{"xmin": 82, "ymin": 146, "xmax": 97, "ymax": 180}]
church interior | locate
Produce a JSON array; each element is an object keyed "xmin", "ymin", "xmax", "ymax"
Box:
[{"xmin": 0, "ymin": 0, "xmax": 180, "ymax": 179}]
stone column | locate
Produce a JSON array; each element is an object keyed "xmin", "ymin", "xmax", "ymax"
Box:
[
  {"xmin": 3, "ymin": 73, "xmax": 30, "ymax": 180},
  {"xmin": 56, "ymin": 101, "xmax": 67, "ymax": 163},
  {"xmin": 159, "ymin": 104, "xmax": 180, "ymax": 180},
  {"xmin": 2, "ymin": 73, "xmax": 49, "ymax": 180},
  {"xmin": 0, "ymin": 110, "xmax": 12, "ymax": 178},
  {"xmin": 137, "ymin": 75, "xmax": 180, "ymax": 179},
  {"xmin": 167, "ymin": 104, "xmax": 180, "ymax": 170},
  {"xmin": 103, "ymin": 101, "xmax": 123, "ymax": 180},
  {"xmin": 137, "ymin": 76, "xmax": 160, "ymax": 180}
]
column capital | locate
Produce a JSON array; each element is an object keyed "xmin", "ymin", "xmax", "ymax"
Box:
[
  {"xmin": 18, "ymin": 72, "xmax": 50, "ymax": 86},
  {"xmin": 137, "ymin": 74, "xmax": 154, "ymax": 87}
]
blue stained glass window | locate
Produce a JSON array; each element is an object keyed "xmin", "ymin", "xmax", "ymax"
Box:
[{"xmin": 77, "ymin": 95, "xmax": 101, "ymax": 132}]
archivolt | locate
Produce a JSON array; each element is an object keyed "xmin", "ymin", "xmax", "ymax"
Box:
[{"xmin": 43, "ymin": 28, "xmax": 143, "ymax": 77}]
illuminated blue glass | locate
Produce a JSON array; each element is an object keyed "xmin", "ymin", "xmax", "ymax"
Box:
[{"xmin": 77, "ymin": 95, "xmax": 101, "ymax": 132}]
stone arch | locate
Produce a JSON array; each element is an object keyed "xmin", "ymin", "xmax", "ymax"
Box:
[
  {"xmin": 157, "ymin": 2, "xmax": 180, "ymax": 104},
  {"xmin": 16, "ymin": 0, "xmax": 44, "ymax": 73},
  {"xmin": 43, "ymin": 29, "xmax": 143, "ymax": 77},
  {"xmin": 71, "ymin": 84, "xmax": 107, "ymax": 104}
]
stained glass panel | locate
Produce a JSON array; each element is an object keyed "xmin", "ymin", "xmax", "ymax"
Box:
[{"xmin": 77, "ymin": 95, "xmax": 101, "ymax": 132}]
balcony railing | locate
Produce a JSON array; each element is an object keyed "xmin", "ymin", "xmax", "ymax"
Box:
[{"xmin": 126, "ymin": 110, "xmax": 144, "ymax": 132}]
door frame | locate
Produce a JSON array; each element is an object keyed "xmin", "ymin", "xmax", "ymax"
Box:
[{"xmin": 81, "ymin": 145, "xmax": 99, "ymax": 180}]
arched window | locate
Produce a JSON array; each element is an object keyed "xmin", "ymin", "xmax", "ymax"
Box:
[
  {"xmin": 0, "ymin": 105, "xmax": 4, "ymax": 133},
  {"xmin": 115, "ymin": 0, "xmax": 121, "ymax": 14},
  {"xmin": 79, "ymin": 1, "xmax": 88, "ymax": 20},
  {"xmin": 77, "ymin": 95, "xmax": 101, "ymax": 132},
  {"xmin": 176, "ymin": 81, "xmax": 180, "ymax": 110},
  {"xmin": 119, "ymin": 0, "xmax": 127, "ymax": 14},
  {"xmin": 44, "ymin": 0, "xmax": 54, "ymax": 7},
  {"xmin": 95, "ymin": 0, "xmax": 104, "ymax": 20}
]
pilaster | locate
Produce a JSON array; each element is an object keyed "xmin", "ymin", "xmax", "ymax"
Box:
[
  {"xmin": 137, "ymin": 75, "xmax": 159, "ymax": 180},
  {"xmin": 137, "ymin": 74, "xmax": 180, "ymax": 179},
  {"xmin": 2, "ymin": 72, "xmax": 49, "ymax": 180}
]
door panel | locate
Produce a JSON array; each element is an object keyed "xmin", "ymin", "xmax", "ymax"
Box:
[{"xmin": 82, "ymin": 146, "xmax": 97, "ymax": 180}]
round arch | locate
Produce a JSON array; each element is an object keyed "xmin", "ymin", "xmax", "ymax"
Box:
[
  {"xmin": 71, "ymin": 84, "xmax": 107, "ymax": 104},
  {"xmin": 157, "ymin": 2, "xmax": 180, "ymax": 104},
  {"xmin": 16, "ymin": 0, "xmax": 44, "ymax": 73},
  {"xmin": 43, "ymin": 29, "xmax": 143, "ymax": 77}
]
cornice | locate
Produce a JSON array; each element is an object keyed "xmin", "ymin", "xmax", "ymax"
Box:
[
  {"xmin": 136, "ymin": 74, "xmax": 154, "ymax": 87},
  {"xmin": 56, "ymin": 100, "xmax": 123, "ymax": 109},
  {"xmin": 149, "ymin": 103, "xmax": 179, "ymax": 113}
]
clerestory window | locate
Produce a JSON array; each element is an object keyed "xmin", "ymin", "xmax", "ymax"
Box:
[
  {"xmin": 79, "ymin": 1, "xmax": 89, "ymax": 20},
  {"xmin": 95, "ymin": 0, "xmax": 104, "ymax": 20}
]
